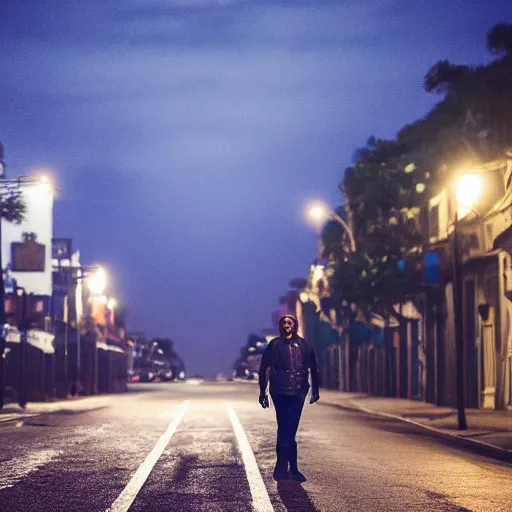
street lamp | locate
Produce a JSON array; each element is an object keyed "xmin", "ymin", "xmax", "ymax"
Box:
[
  {"xmin": 68, "ymin": 266, "xmax": 107, "ymax": 396},
  {"xmin": 87, "ymin": 267, "xmax": 107, "ymax": 296},
  {"xmin": 450, "ymin": 171, "xmax": 483, "ymax": 431},
  {"xmin": 455, "ymin": 174, "xmax": 483, "ymax": 220},
  {"xmin": 305, "ymin": 201, "xmax": 356, "ymax": 252}
]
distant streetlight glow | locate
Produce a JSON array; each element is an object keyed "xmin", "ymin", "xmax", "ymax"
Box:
[
  {"xmin": 305, "ymin": 200, "xmax": 356, "ymax": 251},
  {"xmin": 88, "ymin": 267, "xmax": 107, "ymax": 295},
  {"xmin": 311, "ymin": 264, "xmax": 325, "ymax": 282},
  {"xmin": 107, "ymin": 298, "xmax": 117, "ymax": 310},
  {"xmin": 22, "ymin": 172, "xmax": 54, "ymax": 197},
  {"xmin": 456, "ymin": 174, "xmax": 483, "ymax": 219},
  {"xmin": 306, "ymin": 201, "xmax": 330, "ymax": 227}
]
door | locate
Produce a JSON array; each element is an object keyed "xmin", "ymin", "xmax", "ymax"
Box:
[
  {"xmin": 464, "ymin": 279, "xmax": 479, "ymax": 408},
  {"xmin": 480, "ymin": 308, "xmax": 497, "ymax": 408},
  {"xmin": 481, "ymin": 264, "xmax": 499, "ymax": 408}
]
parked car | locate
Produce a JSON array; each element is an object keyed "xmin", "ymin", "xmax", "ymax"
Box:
[
  {"xmin": 139, "ymin": 369, "xmax": 156, "ymax": 382},
  {"xmin": 158, "ymin": 368, "xmax": 174, "ymax": 382}
]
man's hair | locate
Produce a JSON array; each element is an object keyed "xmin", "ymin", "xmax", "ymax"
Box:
[{"xmin": 280, "ymin": 315, "xmax": 296, "ymax": 326}]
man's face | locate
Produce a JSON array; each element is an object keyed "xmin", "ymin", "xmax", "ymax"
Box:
[{"xmin": 281, "ymin": 318, "xmax": 295, "ymax": 335}]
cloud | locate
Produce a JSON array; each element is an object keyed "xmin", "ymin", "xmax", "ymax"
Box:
[
  {"xmin": 1, "ymin": 0, "xmax": 507, "ymax": 376},
  {"xmin": 1, "ymin": 0, "xmax": 396, "ymax": 51}
]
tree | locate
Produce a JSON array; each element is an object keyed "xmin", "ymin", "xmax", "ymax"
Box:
[
  {"xmin": 423, "ymin": 24, "xmax": 512, "ymax": 160},
  {"xmin": 326, "ymin": 136, "xmax": 427, "ymax": 317},
  {"xmin": 0, "ymin": 187, "xmax": 26, "ymax": 223},
  {"xmin": 487, "ymin": 23, "xmax": 512, "ymax": 57},
  {"xmin": 324, "ymin": 23, "xmax": 512, "ymax": 320}
]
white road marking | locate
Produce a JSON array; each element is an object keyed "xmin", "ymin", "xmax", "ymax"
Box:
[
  {"xmin": 107, "ymin": 400, "xmax": 189, "ymax": 512},
  {"xmin": 226, "ymin": 403, "xmax": 274, "ymax": 512}
]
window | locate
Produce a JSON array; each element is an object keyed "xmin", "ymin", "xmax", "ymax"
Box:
[{"xmin": 429, "ymin": 203, "xmax": 439, "ymax": 239}]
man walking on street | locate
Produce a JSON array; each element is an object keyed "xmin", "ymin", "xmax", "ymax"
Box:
[{"xmin": 258, "ymin": 315, "xmax": 320, "ymax": 482}]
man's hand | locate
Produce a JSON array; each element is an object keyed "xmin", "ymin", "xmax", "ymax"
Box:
[
  {"xmin": 258, "ymin": 393, "xmax": 269, "ymax": 409},
  {"xmin": 310, "ymin": 389, "xmax": 320, "ymax": 404}
]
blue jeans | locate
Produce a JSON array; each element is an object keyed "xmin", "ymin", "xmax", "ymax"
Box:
[{"xmin": 271, "ymin": 393, "xmax": 306, "ymax": 472}]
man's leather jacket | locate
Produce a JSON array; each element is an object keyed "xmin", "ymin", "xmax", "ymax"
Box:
[{"xmin": 258, "ymin": 336, "xmax": 319, "ymax": 396}]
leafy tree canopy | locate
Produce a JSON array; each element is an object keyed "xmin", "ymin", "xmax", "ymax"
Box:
[
  {"xmin": 325, "ymin": 23, "xmax": 512, "ymax": 317},
  {"xmin": 0, "ymin": 188, "xmax": 26, "ymax": 224}
]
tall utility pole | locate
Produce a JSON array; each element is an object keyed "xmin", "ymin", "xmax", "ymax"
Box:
[{"xmin": 451, "ymin": 201, "xmax": 468, "ymax": 430}]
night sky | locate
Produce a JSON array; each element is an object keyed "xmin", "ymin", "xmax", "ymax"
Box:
[{"xmin": 0, "ymin": 1, "xmax": 508, "ymax": 378}]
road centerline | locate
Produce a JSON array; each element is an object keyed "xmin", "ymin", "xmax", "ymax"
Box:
[
  {"xmin": 226, "ymin": 402, "xmax": 274, "ymax": 512},
  {"xmin": 106, "ymin": 400, "xmax": 189, "ymax": 512}
]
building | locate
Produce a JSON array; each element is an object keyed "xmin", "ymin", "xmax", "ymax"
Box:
[
  {"xmin": 423, "ymin": 156, "xmax": 512, "ymax": 410},
  {"xmin": 2, "ymin": 179, "xmax": 54, "ymax": 328},
  {"xmin": 1, "ymin": 178, "xmax": 56, "ymax": 403}
]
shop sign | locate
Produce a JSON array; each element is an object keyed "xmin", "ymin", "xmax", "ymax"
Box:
[{"xmin": 11, "ymin": 240, "xmax": 46, "ymax": 272}]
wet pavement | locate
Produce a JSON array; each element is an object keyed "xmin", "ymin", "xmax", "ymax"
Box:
[{"xmin": 0, "ymin": 382, "xmax": 511, "ymax": 511}]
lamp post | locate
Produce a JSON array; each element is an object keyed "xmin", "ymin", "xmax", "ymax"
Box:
[
  {"xmin": 54, "ymin": 263, "xmax": 105, "ymax": 396},
  {"xmin": 306, "ymin": 201, "xmax": 356, "ymax": 252},
  {"xmin": 450, "ymin": 173, "xmax": 483, "ymax": 431},
  {"xmin": 78, "ymin": 266, "xmax": 106, "ymax": 395},
  {"xmin": 305, "ymin": 201, "xmax": 357, "ymax": 392},
  {"xmin": 16, "ymin": 286, "xmax": 27, "ymax": 408}
]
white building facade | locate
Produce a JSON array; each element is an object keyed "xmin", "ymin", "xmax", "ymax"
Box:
[{"xmin": 1, "ymin": 180, "xmax": 54, "ymax": 297}]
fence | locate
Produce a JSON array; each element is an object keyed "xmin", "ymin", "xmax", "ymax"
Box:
[
  {"xmin": 4, "ymin": 329, "xmax": 56, "ymax": 405},
  {"xmin": 1, "ymin": 327, "xmax": 128, "ymax": 408},
  {"xmin": 320, "ymin": 321, "xmax": 424, "ymax": 400}
]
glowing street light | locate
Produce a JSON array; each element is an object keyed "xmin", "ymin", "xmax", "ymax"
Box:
[
  {"xmin": 107, "ymin": 298, "xmax": 117, "ymax": 310},
  {"xmin": 87, "ymin": 267, "xmax": 107, "ymax": 295},
  {"xmin": 455, "ymin": 174, "xmax": 483, "ymax": 219},
  {"xmin": 38, "ymin": 174, "xmax": 53, "ymax": 193},
  {"xmin": 305, "ymin": 201, "xmax": 356, "ymax": 251},
  {"xmin": 306, "ymin": 202, "xmax": 330, "ymax": 225}
]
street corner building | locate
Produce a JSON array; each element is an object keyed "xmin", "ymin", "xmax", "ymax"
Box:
[{"xmin": 0, "ymin": 174, "xmax": 129, "ymax": 408}]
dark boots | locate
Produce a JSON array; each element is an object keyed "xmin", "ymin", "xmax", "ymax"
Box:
[
  {"xmin": 273, "ymin": 452, "xmax": 289, "ymax": 481},
  {"xmin": 288, "ymin": 441, "xmax": 307, "ymax": 482},
  {"xmin": 273, "ymin": 442, "xmax": 307, "ymax": 482}
]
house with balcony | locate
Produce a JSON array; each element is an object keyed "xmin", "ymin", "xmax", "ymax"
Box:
[{"xmin": 426, "ymin": 155, "xmax": 512, "ymax": 410}]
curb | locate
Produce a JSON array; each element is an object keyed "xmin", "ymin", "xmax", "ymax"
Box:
[
  {"xmin": 321, "ymin": 400, "xmax": 512, "ymax": 464},
  {"xmin": 231, "ymin": 378, "xmax": 258, "ymax": 384},
  {"xmin": 0, "ymin": 397, "xmax": 111, "ymax": 425},
  {"xmin": 0, "ymin": 413, "xmax": 39, "ymax": 424}
]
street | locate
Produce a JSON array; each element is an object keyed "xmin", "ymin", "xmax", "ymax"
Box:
[{"xmin": 0, "ymin": 382, "xmax": 511, "ymax": 512}]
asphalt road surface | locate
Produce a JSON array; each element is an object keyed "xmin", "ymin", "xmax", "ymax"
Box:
[{"xmin": 0, "ymin": 382, "xmax": 511, "ymax": 512}]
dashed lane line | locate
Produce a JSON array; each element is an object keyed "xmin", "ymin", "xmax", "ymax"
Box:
[
  {"xmin": 226, "ymin": 403, "xmax": 274, "ymax": 512},
  {"xmin": 106, "ymin": 400, "xmax": 189, "ymax": 512}
]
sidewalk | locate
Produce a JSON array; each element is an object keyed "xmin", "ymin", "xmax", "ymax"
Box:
[
  {"xmin": 0, "ymin": 396, "xmax": 111, "ymax": 424},
  {"xmin": 319, "ymin": 389, "xmax": 512, "ymax": 463}
]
